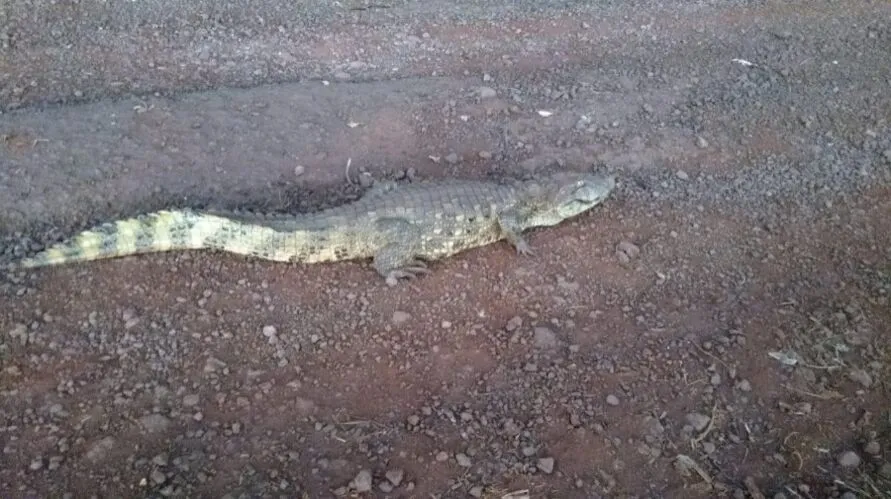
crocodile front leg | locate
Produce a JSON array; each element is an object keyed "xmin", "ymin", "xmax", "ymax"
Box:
[
  {"xmin": 371, "ymin": 218, "xmax": 430, "ymax": 285},
  {"xmin": 496, "ymin": 209, "xmax": 535, "ymax": 256}
]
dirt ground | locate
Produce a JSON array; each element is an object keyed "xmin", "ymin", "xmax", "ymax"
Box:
[{"xmin": 1, "ymin": 0, "xmax": 891, "ymax": 497}]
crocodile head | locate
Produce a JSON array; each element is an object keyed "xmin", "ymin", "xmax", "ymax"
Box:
[{"xmin": 522, "ymin": 172, "xmax": 616, "ymax": 227}]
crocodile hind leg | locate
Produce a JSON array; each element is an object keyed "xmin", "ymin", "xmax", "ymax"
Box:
[{"xmin": 371, "ymin": 218, "xmax": 430, "ymax": 285}]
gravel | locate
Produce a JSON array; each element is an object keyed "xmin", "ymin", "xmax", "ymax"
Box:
[{"xmin": 1, "ymin": 0, "xmax": 890, "ymax": 497}]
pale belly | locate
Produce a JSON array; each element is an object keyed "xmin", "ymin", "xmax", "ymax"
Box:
[{"xmin": 416, "ymin": 221, "xmax": 504, "ymax": 260}]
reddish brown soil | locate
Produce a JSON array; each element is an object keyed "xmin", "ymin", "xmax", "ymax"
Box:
[{"xmin": 2, "ymin": 0, "xmax": 890, "ymax": 498}]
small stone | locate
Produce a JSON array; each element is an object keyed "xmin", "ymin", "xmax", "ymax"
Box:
[
  {"xmin": 29, "ymin": 458, "xmax": 43, "ymax": 471},
  {"xmin": 505, "ymin": 316, "xmax": 523, "ymax": 332},
  {"xmin": 533, "ymin": 326, "xmax": 558, "ymax": 349},
  {"xmin": 478, "ymin": 151, "xmax": 492, "ymax": 159},
  {"xmin": 385, "ymin": 468, "xmax": 404, "ymax": 486},
  {"xmin": 182, "ymin": 394, "xmax": 200, "ymax": 407},
  {"xmin": 736, "ymin": 379, "xmax": 752, "ymax": 392},
  {"xmin": 686, "ymin": 413, "xmax": 710, "ymax": 432},
  {"xmin": 676, "ymin": 170, "xmax": 689, "ymax": 181},
  {"xmin": 522, "ymin": 445, "xmax": 536, "ymax": 457},
  {"xmin": 203, "ymin": 357, "xmax": 227, "ymax": 373},
  {"xmin": 456, "ymin": 453, "xmax": 472, "ymax": 467},
  {"xmin": 503, "ymin": 419, "xmax": 521, "ymax": 436},
  {"xmin": 702, "ymin": 442, "xmax": 716, "ymax": 454},
  {"xmin": 262, "ymin": 325, "xmax": 277, "ymax": 338},
  {"xmin": 138, "ymin": 414, "xmax": 171, "ymax": 433},
  {"xmin": 469, "ymin": 485, "xmax": 484, "ymax": 498},
  {"xmin": 151, "ymin": 469, "xmax": 167, "ymax": 484},
  {"xmin": 379, "ymin": 481, "xmax": 393, "ymax": 493},
  {"xmin": 352, "ymin": 469, "xmax": 373, "ymax": 492},
  {"xmin": 84, "ymin": 437, "xmax": 116, "ymax": 462},
  {"xmin": 407, "ymin": 415, "xmax": 420, "ymax": 426},
  {"xmin": 710, "ymin": 373, "xmax": 722, "ymax": 386},
  {"xmin": 537, "ymin": 457, "xmax": 555, "ymax": 474},
  {"xmin": 696, "ymin": 136, "xmax": 709, "ymax": 148},
  {"xmin": 864, "ymin": 441, "xmax": 881, "ymax": 455},
  {"xmin": 294, "ymin": 165, "xmax": 305, "ymax": 176},
  {"xmin": 837, "ymin": 451, "xmax": 861, "ymax": 468},
  {"xmin": 441, "ymin": 320, "xmax": 452, "ymax": 329},
  {"xmin": 392, "ymin": 311, "xmax": 411, "ymax": 324},
  {"xmin": 616, "ymin": 241, "xmax": 640, "ymax": 263},
  {"xmin": 435, "ymin": 451, "xmax": 449, "ymax": 462},
  {"xmin": 478, "ymin": 86, "xmax": 497, "ymax": 99},
  {"xmin": 848, "ymin": 368, "xmax": 873, "ymax": 388},
  {"xmin": 445, "ymin": 153, "xmax": 460, "ymax": 164},
  {"xmin": 879, "ymin": 462, "xmax": 891, "ymax": 478},
  {"xmin": 606, "ymin": 394, "xmax": 620, "ymax": 406}
]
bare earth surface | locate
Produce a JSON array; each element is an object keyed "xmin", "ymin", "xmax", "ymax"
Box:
[{"xmin": 2, "ymin": 0, "xmax": 891, "ymax": 497}]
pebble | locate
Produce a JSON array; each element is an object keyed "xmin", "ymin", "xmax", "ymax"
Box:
[
  {"xmin": 385, "ymin": 468, "xmax": 404, "ymax": 486},
  {"xmin": 606, "ymin": 394, "xmax": 620, "ymax": 406},
  {"xmin": 407, "ymin": 415, "xmax": 420, "ymax": 426},
  {"xmin": 352, "ymin": 469, "xmax": 373, "ymax": 492},
  {"xmin": 29, "ymin": 458, "xmax": 43, "ymax": 471},
  {"xmin": 736, "ymin": 379, "xmax": 752, "ymax": 392},
  {"xmin": 616, "ymin": 241, "xmax": 641, "ymax": 263},
  {"xmin": 505, "ymin": 316, "xmax": 523, "ymax": 331},
  {"xmin": 469, "ymin": 485, "xmax": 484, "ymax": 498},
  {"xmin": 537, "ymin": 457, "xmax": 555, "ymax": 474},
  {"xmin": 445, "ymin": 153, "xmax": 460, "ymax": 164},
  {"xmin": 84, "ymin": 436, "xmax": 116, "ymax": 462},
  {"xmin": 262, "ymin": 325, "xmax": 277, "ymax": 338},
  {"xmin": 392, "ymin": 311, "xmax": 411, "ymax": 324},
  {"xmin": 478, "ymin": 86, "xmax": 497, "ymax": 99},
  {"xmin": 686, "ymin": 413, "xmax": 711, "ymax": 432},
  {"xmin": 864, "ymin": 440, "xmax": 881, "ymax": 455},
  {"xmin": 696, "ymin": 136, "xmax": 709, "ymax": 148},
  {"xmin": 879, "ymin": 462, "xmax": 891, "ymax": 478},
  {"xmin": 203, "ymin": 357, "xmax": 227, "ymax": 373},
  {"xmin": 676, "ymin": 170, "xmax": 690, "ymax": 181},
  {"xmin": 848, "ymin": 368, "xmax": 873, "ymax": 388},
  {"xmin": 456, "ymin": 453, "xmax": 472, "ymax": 467},
  {"xmin": 435, "ymin": 451, "xmax": 449, "ymax": 462},
  {"xmin": 182, "ymin": 394, "xmax": 200, "ymax": 407},
  {"xmin": 138, "ymin": 414, "xmax": 171, "ymax": 433},
  {"xmin": 151, "ymin": 469, "xmax": 167, "ymax": 484},
  {"xmin": 836, "ymin": 450, "xmax": 861, "ymax": 468},
  {"xmin": 533, "ymin": 326, "xmax": 558, "ymax": 349}
]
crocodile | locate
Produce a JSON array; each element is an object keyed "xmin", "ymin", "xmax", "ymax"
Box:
[{"xmin": 14, "ymin": 171, "xmax": 616, "ymax": 282}]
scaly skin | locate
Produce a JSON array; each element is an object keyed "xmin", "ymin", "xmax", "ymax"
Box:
[{"xmin": 15, "ymin": 171, "xmax": 616, "ymax": 281}]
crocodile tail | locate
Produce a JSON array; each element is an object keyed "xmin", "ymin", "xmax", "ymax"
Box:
[{"xmin": 16, "ymin": 209, "xmax": 232, "ymax": 269}]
